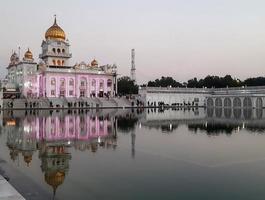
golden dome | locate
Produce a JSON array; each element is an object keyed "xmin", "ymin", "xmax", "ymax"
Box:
[
  {"xmin": 45, "ymin": 171, "xmax": 65, "ymax": 189},
  {"xmin": 24, "ymin": 48, "xmax": 33, "ymax": 60},
  {"xmin": 45, "ymin": 17, "xmax": 66, "ymax": 41},
  {"xmin": 23, "ymin": 154, "xmax": 32, "ymax": 166},
  {"xmin": 91, "ymin": 59, "xmax": 98, "ymax": 67}
]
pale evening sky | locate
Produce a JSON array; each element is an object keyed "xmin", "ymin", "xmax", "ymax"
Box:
[{"xmin": 1, "ymin": 0, "xmax": 265, "ymax": 84}]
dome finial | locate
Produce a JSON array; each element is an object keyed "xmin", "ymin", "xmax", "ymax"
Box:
[{"xmin": 54, "ymin": 14, "xmax": 57, "ymax": 25}]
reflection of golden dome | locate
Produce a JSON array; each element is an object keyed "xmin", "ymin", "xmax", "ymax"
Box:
[
  {"xmin": 24, "ymin": 48, "xmax": 33, "ymax": 60},
  {"xmin": 45, "ymin": 171, "xmax": 65, "ymax": 190},
  {"xmin": 45, "ymin": 17, "xmax": 66, "ymax": 41},
  {"xmin": 7, "ymin": 144, "xmax": 18, "ymax": 161},
  {"xmin": 23, "ymin": 155, "xmax": 32, "ymax": 166},
  {"xmin": 91, "ymin": 59, "xmax": 98, "ymax": 67},
  {"xmin": 91, "ymin": 143, "xmax": 98, "ymax": 153}
]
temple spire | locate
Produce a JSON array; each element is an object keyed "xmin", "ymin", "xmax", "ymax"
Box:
[{"xmin": 54, "ymin": 14, "xmax": 57, "ymax": 25}]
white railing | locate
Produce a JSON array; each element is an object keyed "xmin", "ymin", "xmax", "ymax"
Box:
[{"xmin": 140, "ymin": 86, "xmax": 265, "ymax": 95}]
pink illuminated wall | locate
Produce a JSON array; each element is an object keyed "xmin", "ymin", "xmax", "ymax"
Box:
[{"xmin": 23, "ymin": 115, "xmax": 113, "ymax": 141}]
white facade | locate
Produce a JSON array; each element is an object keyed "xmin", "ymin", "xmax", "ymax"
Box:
[
  {"xmin": 6, "ymin": 52, "xmax": 37, "ymax": 90},
  {"xmin": 40, "ymin": 39, "xmax": 71, "ymax": 66},
  {"xmin": 139, "ymin": 87, "xmax": 208, "ymax": 107}
]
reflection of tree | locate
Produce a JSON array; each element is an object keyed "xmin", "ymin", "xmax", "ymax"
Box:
[
  {"xmin": 245, "ymin": 125, "xmax": 265, "ymax": 133},
  {"xmin": 188, "ymin": 124, "xmax": 239, "ymax": 135},
  {"xmin": 117, "ymin": 115, "xmax": 138, "ymax": 133},
  {"xmin": 161, "ymin": 124, "xmax": 178, "ymax": 133}
]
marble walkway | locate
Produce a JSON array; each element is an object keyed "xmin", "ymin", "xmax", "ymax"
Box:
[{"xmin": 0, "ymin": 175, "xmax": 25, "ymax": 200}]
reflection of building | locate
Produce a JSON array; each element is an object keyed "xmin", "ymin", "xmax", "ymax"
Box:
[
  {"xmin": 140, "ymin": 108, "xmax": 206, "ymax": 132},
  {"xmin": 40, "ymin": 141, "xmax": 71, "ymax": 196},
  {"xmin": 4, "ymin": 16, "xmax": 117, "ymax": 99},
  {"xmin": 141, "ymin": 108, "xmax": 265, "ymax": 134},
  {"xmin": 4, "ymin": 112, "xmax": 117, "ymax": 197},
  {"xmin": 6, "ymin": 118, "xmax": 37, "ymax": 166}
]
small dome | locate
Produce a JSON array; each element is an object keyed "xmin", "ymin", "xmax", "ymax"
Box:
[
  {"xmin": 23, "ymin": 154, "xmax": 32, "ymax": 166},
  {"xmin": 45, "ymin": 171, "xmax": 65, "ymax": 190},
  {"xmin": 45, "ymin": 17, "xmax": 66, "ymax": 41},
  {"xmin": 24, "ymin": 48, "xmax": 33, "ymax": 60},
  {"xmin": 91, "ymin": 59, "xmax": 98, "ymax": 67},
  {"xmin": 10, "ymin": 52, "xmax": 19, "ymax": 62}
]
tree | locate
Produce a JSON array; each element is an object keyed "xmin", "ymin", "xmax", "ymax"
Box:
[
  {"xmin": 244, "ymin": 77, "xmax": 265, "ymax": 86},
  {"xmin": 147, "ymin": 76, "xmax": 183, "ymax": 87},
  {"xmin": 187, "ymin": 78, "xmax": 199, "ymax": 88},
  {"xmin": 117, "ymin": 76, "xmax": 138, "ymax": 95}
]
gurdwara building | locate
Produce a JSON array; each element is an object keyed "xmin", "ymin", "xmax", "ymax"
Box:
[{"xmin": 4, "ymin": 17, "xmax": 117, "ymax": 99}]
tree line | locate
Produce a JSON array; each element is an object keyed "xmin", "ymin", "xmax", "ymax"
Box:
[{"xmin": 146, "ymin": 75, "xmax": 265, "ymax": 88}]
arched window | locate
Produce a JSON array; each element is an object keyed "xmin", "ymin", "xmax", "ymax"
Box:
[
  {"xmin": 256, "ymin": 108, "xmax": 263, "ymax": 119},
  {"xmin": 215, "ymin": 98, "xmax": 222, "ymax": 107},
  {"xmin": 243, "ymin": 108, "xmax": 252, "ymax": 119},
  {"xmin": 57, "ymin": 48, "xmax": 61, "ymax": 53},
  {"xmin": 62, "ymin": 60, "xmax": 65, "ymax": 65},
  {"xmin": 207, "ymin": 108, "xmax": 214, "ymax": 117},
  {"xmin": 60, "ymin": 78, "xmax": 65, "ymax": 87},
  {"xmin": 51, "ymin": 78, "xmax": 56, "ymax": 85},
  {"xmin": 233, "ymin": 108, "xmax": 242, "ymax": 119},
  {"xmin": 256, "ymin": 98, "xmax": 262, "ymax": 109},
  {"xmin": 107, "ymin": 79, "xmax": 112, "ymax": 87},
  {"xmin": 57, "ymin": 60, "xmax": 61, "ymax": 66},
  {"xmin": 243, "ymin": 97, "xmax": 252, "ymax": 108},
  {"xmin": 207, "ymin": 98, "xmax": 214, "ymax": 107},
  {"xmin": 52, "ymin": 48, "xmax": 56, "ymax": 53},
  {"xmin": 224, "ymin": 98, "xmax": 232, "ymax": 108},
  {"xmin": 99, "ymin": 80, "xmax": 104, "ymax": 88},
  {"xmin": 69, "ymin": 79, "xmax": 74, "ymax": 86},
  {"xmin": 59, "ymin": 79, "xmax": 66, "ymax": 97},
  {"xmin": 92, "ymin": 79, "xmax": 96, "ymax": 87},
  {"xmin": 215, "ymin": 108, "xmax": 222, "ymax": 118},
  {"xmin": 224, "ymin": 108, "xmax": 232, "ymax": 118},
  {"xmin": 53, "ymin": 60, "xmax": 56, "ymax": 65},
  {"xmin": 62, "ymin": 49, "xmax": 65, "ymax": 53},
  {"xmin": 81, "ymin": 80, "xmax": 86, "ymax": 86},
  {"xmin": 233, "ymin": 97, "xmax": 241, "ymax": 108}
]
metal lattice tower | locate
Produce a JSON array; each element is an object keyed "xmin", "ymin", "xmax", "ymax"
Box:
[{"xmin": 130, "ymin": 49, "xmax": 136, "ymax": 82}]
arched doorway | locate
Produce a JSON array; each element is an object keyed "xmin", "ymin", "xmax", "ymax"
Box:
[
  {"xmin": 215, "ymin": 98, "xmax": 222, "ymax": 107},
  {"xmin": 243, "ymin": 97, "xmax": 252, "ymax": 108},
  {"xmin": 207, "ymin": 98, "xmax": 214, "ymax": 107},
  {"xmin": 59, "ymin": 78, "xmax": 66, "ymax": 97},
  {"xmin": 79, "ymin": 78, "xmax": 87, "ymax": 97},
  {"xmin": 233, "ymin": 97, "xmax": 241, "ymax": 108},
  {"xmin": 224, "ymin": 98, "xmax": 232, "ymax": 108}
]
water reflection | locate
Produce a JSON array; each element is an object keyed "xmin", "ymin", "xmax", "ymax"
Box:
[
  {"xmin": 4, "ymin": 112, "xmax": 118, "ymax": 198},
  {"xmin": 141, "ymin": 107, "xmax": 265, "ymax": 134},
  {"xmin": 1, "ymin": 107, "xmax": 265, "ymax": 199}
]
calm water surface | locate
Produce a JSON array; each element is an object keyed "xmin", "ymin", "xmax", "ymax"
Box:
[{"xmin": 1, "ymin": 108, "xmax": 265, "ymax": 200}]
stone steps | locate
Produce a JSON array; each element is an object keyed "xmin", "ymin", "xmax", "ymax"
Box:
[{"xmin": 2, "ymin": 97, "xmax": 132, "ymax": 109}]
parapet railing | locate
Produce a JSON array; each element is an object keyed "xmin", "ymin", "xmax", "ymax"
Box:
[{"xmin": 140, "ymin": 86, "xmax": 265, "ymax": 95}]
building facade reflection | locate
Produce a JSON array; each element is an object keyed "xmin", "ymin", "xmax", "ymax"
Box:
[
  {"xmin": 141, "ymin": 107, "xmax": 265, "ymax": 134},
  {"xmin": 5, "ymin": 112, "xmax": 117, "ymax": 197}
]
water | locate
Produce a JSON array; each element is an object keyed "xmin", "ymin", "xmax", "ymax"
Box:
[{"xmin": 0, "ymin": 108, "xmax": 265, "ymax": 200}]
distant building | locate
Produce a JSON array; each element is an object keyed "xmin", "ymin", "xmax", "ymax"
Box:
[
  {"xmin": 139, "ymin": 86, "xmax": 265, "ymax": 108},
  {"xmin": 139, "ymin": 87, "xmax": 207, "ymax": 107}
]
